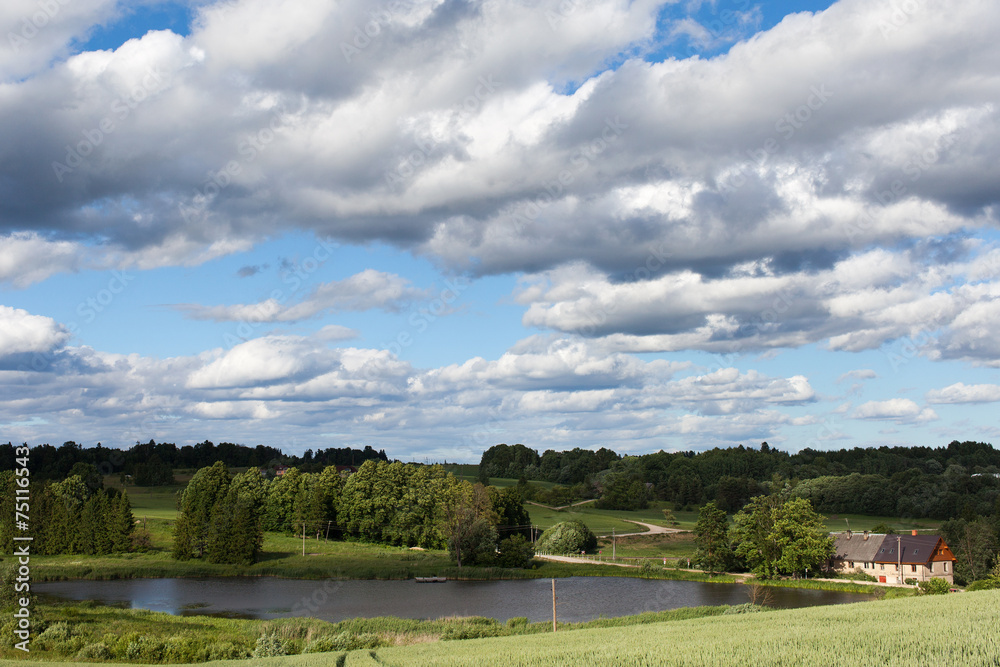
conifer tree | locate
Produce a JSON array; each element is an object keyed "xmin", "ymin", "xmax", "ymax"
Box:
[{"xmin": 173, "ymin": 461, "xmax": 231, "ymax": 560}]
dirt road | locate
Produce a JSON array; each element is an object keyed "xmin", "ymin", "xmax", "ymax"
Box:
[{"xmin": 598, "ymin": 519, "xmax": 685, "ymax": 538}]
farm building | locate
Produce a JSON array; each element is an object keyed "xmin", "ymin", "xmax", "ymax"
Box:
[{"xmin": 829, "ymin": 531, "xmax": 957, "ymax": 584}]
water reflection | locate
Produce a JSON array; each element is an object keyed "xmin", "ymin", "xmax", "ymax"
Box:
[{"xmin": 34, "ymin": 577, "xmax": 870, "ymax": 624}]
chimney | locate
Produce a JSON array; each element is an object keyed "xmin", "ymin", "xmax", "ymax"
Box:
[
  {"xmin": 846, "ymin": 530, "xmax": 852, "ymax": 539},
  {"xmin": 911, "ymin": 530, "xmax": 918, "ymax": 536},
  {"xmin": 863, "ymin": 531, "xmax": 869, "ymax": 540}
]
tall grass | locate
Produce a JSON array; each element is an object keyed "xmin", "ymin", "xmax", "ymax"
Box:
[{"xmin": 350, "ymin": 589, "xmax": 1000, "ymax": 666}]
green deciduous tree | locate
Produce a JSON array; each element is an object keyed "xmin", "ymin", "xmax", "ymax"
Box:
[
  {"xmin": 535, "ymin": 520, "xmax": 597, "ymax": 555},
  {"xmin": 497, "ymin": 534, "xmax": 535, "ymax": 568},
  {"xmin": 941, "ymin": 517, "xmax": 999, "ymax": 585},
  {"xmin": 441, "ymin": 481, "xmax": 498, "ymax": 567},
  {"xmin": 731, "ymin": 496, "xmax": 832, "ymax": 578},
  {"xmin": 489, "ymin": 486, "xmax": 531, "ymax": 538},
  {"xmin": 771, "ymin": 498, "xmax": 834, "ymax": 576}
]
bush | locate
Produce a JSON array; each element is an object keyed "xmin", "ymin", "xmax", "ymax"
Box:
[
  {"xmin": 124, "ymin": 636, "xmax": 166, "ymax": 662},
  {"xmin": 130, "ymin": 528, "xmax": 153, "ymax": 552},
  {"xmin": 0, "ymin": 564, "xmax": 17, "ymax": 609},
  {"xmin": 506, "ymin": 617, "xmax": 529, "ymax": 629},
  {"xmin": 304, "ymin": 632, "xmax": 382, "ymax": 653},
  {"xmin": 36, "ymin": 621, "xmax": 73, "ymax": 646},
  {"xmin": 209, "ymin": 641, "xmax": 250, "ymax": 660},
  {"xmin": 965, "ymin": 578, "xmax": 1000, "ymax": 591},
  {"xmin": 917, "ymin": 578, "xmax": 951, "ymax": 595},
  {"xmin": 638, "ymin": 560, "xmax": 659, "ymax": 575},
  {"xmin": 724, "ymin": 603, "xmax": 766, "ymax": 615},
  {"xmin": 535, "ymin": 520, "xmax": 598, "ymax": 555},
  {"xmin": 76, "ymin": 642, "xmax": 112, "ymax": 661},
  {"xmin": 253, "ymin": 633, "xmax": 286, "ymax": 658},
  {"xmin": 440, "ymin": 620, "xmax": 505, "ymax": 641},
  {"xmin": 497, "ymin": 534, "xmax": 535, "ymax": 568}
]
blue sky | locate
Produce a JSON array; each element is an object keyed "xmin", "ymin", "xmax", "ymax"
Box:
[{"xmin": 1, "ymin": 0, "xmax": 999, "ymax": 460}]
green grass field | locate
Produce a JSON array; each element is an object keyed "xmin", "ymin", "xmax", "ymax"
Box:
[
  {"xmin": 355, "ymin": 589, "xmax": 1000, "ymax": 666},
  {"xmin": 8, "ymin": 591, "xmax": 995, "ymax": 666},
  {"xmin": 123, "ymin": 487, "xmax": 183, "ymax": 520}
]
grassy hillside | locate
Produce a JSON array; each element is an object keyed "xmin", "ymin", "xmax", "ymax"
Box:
[
  {"xmin": 9, "ymin": 591, "xmax": 996, "ymax": 666},
  {"xmin": 357, "ymin": 590, "xmax": 999, "ymax": 666}
]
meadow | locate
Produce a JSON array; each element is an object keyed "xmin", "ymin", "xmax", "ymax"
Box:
[{"xmin": 7, "ymin": 591, "xmax": 994, "ymax": 665}]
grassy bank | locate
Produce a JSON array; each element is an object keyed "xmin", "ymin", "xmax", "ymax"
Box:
[
  {"xmin": 0, "ymin": 601, "xmax": 735, "ymax": 663},
  {"xmin": 6, "ymin": 591, "xmax": 996, "ymax": 665}
]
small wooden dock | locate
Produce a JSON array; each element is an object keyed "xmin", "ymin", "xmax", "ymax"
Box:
[{"xmin": 414, "ymin": 576, "xmax": 447, "ymax": 583}]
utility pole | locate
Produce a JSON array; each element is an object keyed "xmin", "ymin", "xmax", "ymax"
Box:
[
  {"xmin": 897, "ymin": 535, "xmax": 902, "ymax": 584},
  {"xmin": 302, "ymin": 522, "xmax": 306, "ymax": 557},
  {"xmin": 551, "ymin": 579, "xmax": 557, "ymax": 632},
  {"xmin": 325, "ymin": 521, "xmax": 331, "ymax": 542},
  {"xmin": 612, "ymin": 528, "xmax": 616, "ymax": 561}
]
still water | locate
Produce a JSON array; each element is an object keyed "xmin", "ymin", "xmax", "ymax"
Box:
[{"xmin": 34, "ymin": 577, "xmax": 869, "ymax": 623}]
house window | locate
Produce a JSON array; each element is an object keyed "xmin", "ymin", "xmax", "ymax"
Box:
[
  {"xmin": 849, "ymin": 561, "xmax": 854, "ymax": 568},
  {"xmin": 911, "ymin": 565, "xmax": 917, "ymax": 573},
  {"xmin": 944, "ymin": 562, "xmax": 949, "ymax": 572},
  {"xmin": 880, "ymin": 564, "xmax": 884, "ymax": 570}
]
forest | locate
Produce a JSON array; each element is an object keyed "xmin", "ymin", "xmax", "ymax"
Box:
[
  {"xmin": 0, "ymin": 440, "xmax": 388, "ymax": 486},
  {"xmin": 480, "ymin": 440, "xmax": 1000, "ymax": 520}
]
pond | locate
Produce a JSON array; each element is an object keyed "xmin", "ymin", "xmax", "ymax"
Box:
[{"xmin": 34, "ymin": 577, "xmax": 870, "ymax": 623}]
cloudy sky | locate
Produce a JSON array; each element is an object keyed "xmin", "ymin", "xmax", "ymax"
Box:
[{"xmin": 2, "ymin": 0, "xmax": 999, "ymax": 461}]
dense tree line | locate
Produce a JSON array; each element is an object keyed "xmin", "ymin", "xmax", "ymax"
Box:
[
  {"xmin": 481, "ymin": 443, "xmax": 621, "ymax": 485},
  {"xmin": 481, "ymin": 440, "xmax": 1000, "ymax": 520},
  {"xmin": 172, "ymin": 460, "xmax": 532, "ymax": 567},
  {"xmin": 0, "ymin": 441, "xmax": 388, "ymax": 486},
  {"xmin": 0, "ymin": 464, "xmax": 136, "ymax": 556}
]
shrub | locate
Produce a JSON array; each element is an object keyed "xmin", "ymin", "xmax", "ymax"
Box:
[
  {"xmin": 124, "ymin": 636, "xmax": 166, "ymax": 662},
  {"xmin": 304, "ymin": 632, "xmax": 383, "ymax": 653},
  {"xmin": 917, "ymin": 578, "xmax": 951, "ymax": 595},
  {"xmin": 76, "ymin": 642, "xmax": 112, "ymax": 661},
  {"xmin": 163, "ymin": 635, "xmax": 211, "ymax": 663},
  {"xmin": 36, "ymin": 621, "xmax": 73, "ymax": 646},
  {"xmin": 965, "ymin": 578, "xmax": 1000, "ymax": 591},
  {"xmin": 130, "ymin": 528, "xmax": 153, "ymax": 552},
  {"xmin": 440, "ymin": 622, "xmax": 506, "ymax": 640},
  {"xmin": 535, "ymin": 520, "xmax": 597, "ymax": 555},
  {"xmin": 724, "ymin": 603, "xmax": 766, "ymax": 615},
  {"xmin": 506, "ymin": 617, "xmax": 529, "ymax": 629},
  {"xmin": 0, "ymin": 564, "xmax": 17, "ymax": 609},
  {"xmin": 209, "ymin": 641, "xmax": 251, "ymax": 660},
  {"xmin": 639, "ymin": 560, "xmax": 658, "ymax": 575},
  {"xmin": 497, "ymin": 534, "xmax": 535, "ymax": 568},
  {"xmin": 253, "ymin": 632, "xmax": 287, "ymax": 658}
]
